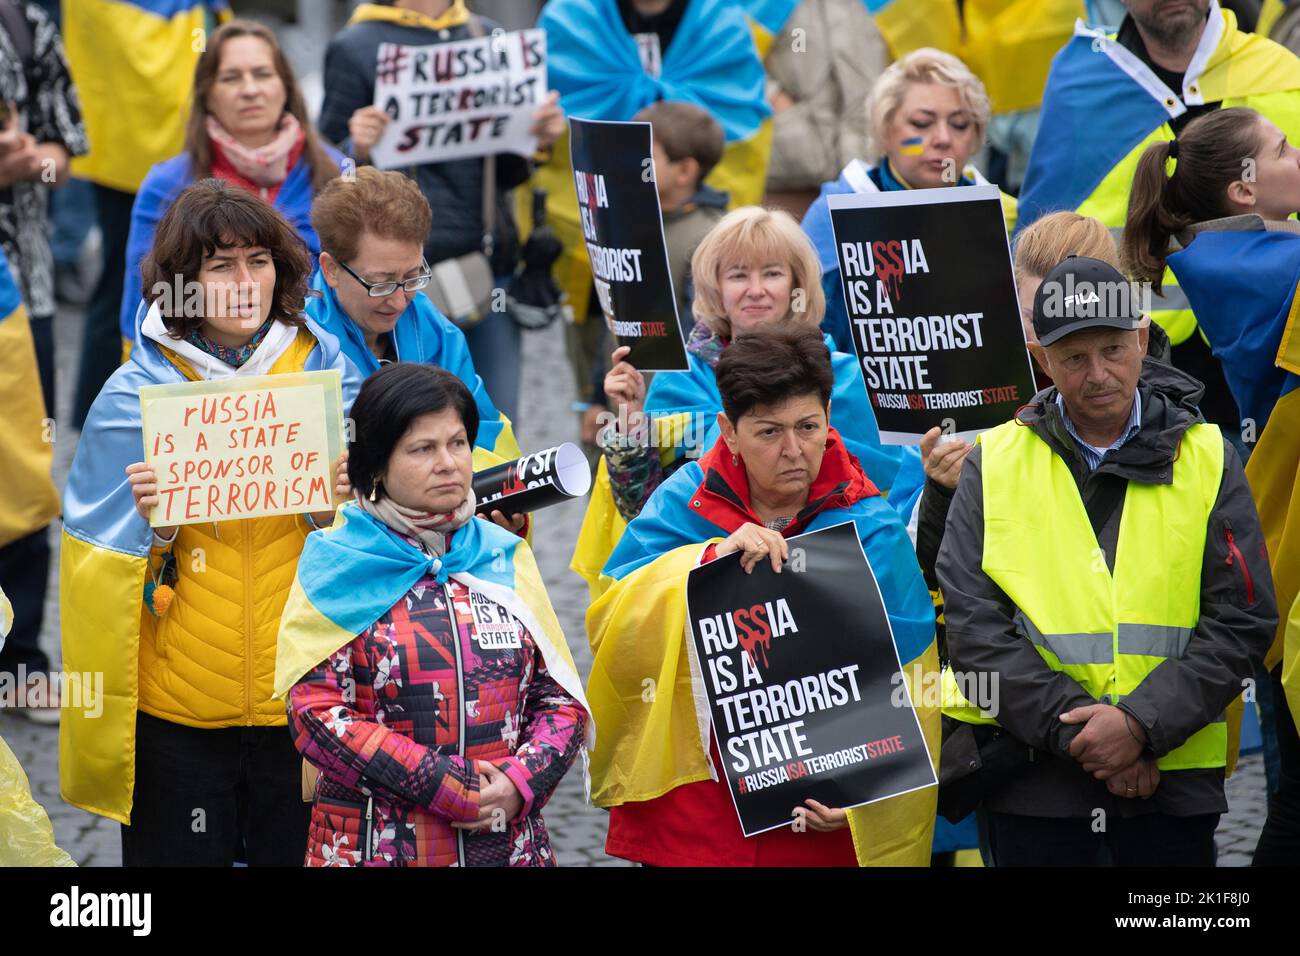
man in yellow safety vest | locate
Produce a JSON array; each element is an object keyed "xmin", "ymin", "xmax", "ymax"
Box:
[{"xmin": 936, "ymin": 256, "xmax": 1276, "ymax": 865}]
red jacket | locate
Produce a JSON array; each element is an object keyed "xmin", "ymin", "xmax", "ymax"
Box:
[{"xmin": 606, "ymin": 429, "xmax": 875, "ymax": 866}]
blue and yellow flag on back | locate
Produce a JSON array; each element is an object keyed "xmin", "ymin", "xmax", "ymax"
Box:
[
  {"xmin": 64, "ymin": 0, "xmax": 230, "ymax": 193},
  {"xmin": 1169, "ymin": 227, "xmax": 1300, "ymax": 691},
  {"xmin": 0, "ymin": 248, "xmax": 58, "ymax": 550}
]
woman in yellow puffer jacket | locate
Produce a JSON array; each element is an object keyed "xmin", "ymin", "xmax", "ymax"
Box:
[{"xmin": 60, "ymin": 179, "xmax": 359, "ymax": 865}]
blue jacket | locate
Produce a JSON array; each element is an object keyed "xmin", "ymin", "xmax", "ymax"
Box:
[{"xmin": 305, "ymin": 272, "xmax": 514, "ymax": 456}]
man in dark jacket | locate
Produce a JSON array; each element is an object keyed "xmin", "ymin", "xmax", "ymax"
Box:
[
  {"xmin": 317, "ymin": 0, "xmax": 564, "ymax": 420},
  {"xmin": 935, "ymin": 256, "xmax": 1276, "ymax": 866}
]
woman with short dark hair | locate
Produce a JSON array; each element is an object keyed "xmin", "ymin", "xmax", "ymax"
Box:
[
  {"xmin": 275, "ymin": 363, "xmax": 590, "ymax": 867},
  {"xmin": 59, "ymin": 179, "xmax": 359, "ymax": 865},
  {"xmin": 586, "ymin": 322, "xmax": 938, "ymax": 866}
]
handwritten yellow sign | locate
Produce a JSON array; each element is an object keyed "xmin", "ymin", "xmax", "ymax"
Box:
[{"xmin": 140, "ymin": 370, "xmax": 345, "ymax": 527}]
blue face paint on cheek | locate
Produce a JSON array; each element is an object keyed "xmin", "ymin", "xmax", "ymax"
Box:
[{"xmin": 900, "ymin": 136, "xmax": 925, "ymax": 156}]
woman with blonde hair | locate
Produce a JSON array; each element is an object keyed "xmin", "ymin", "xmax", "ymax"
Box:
[
  {"xmin": 571, "ymin": 206, "xmax": 902, "ymax": 595},
  {"xmin": 801, "ymin": 47, "xmax": 1017, "ymax": 354}
]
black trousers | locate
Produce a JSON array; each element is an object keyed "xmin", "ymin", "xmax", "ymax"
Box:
[
  {"xmin": 28, "ymin": 311, "xmax": 53, "ymax": 418},
  {"xmin": 1253, "ymin": 667, "xmax": 1300, "ymax": 865},
  {"xmin": 74, "ymin": 184, "xmax": 134, "ymax": 429},
  {"xmin": 987, "ymin": 810, "xmax": 1220, "ymax": 867},
  {"xmin": 0, "ymin": 526, "xmax": 51, "ymax": 677},
  {"xmin": 120, "ymin": 712, "xmax": 311, "ymax": 867}
]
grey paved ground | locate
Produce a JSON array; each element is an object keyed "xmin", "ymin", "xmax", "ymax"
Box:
[{"xmin": 1, "ymin": 301, "xmax": 1271, "ymax": 866}]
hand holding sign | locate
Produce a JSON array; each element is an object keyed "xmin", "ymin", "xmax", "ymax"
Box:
[
  {"xmin": 139, "ymin": 370, "xmax": 345, "ymax": 528},
  {"xmin": 125, "ymin": 462, "xmax": 175, "ymax": 537},
  {"xmin": 603, "ymin": 345, "xmax": 647, "ymax": 422},
  {"xmin": 348, "ymin": 106, "xmax": 391, "ymax": 165},
  {"xmin": 688, "ymin": 521, "xmax": 936, "ymax": 836},
  {"xmin": 370, "ymin": 29, "xmax": 548, "ymax": 168},
  {"xmin": 919, "ymin": 426, "xmax": 972, "ymax": 490},
  {"xmin": 715, "ymin": 522, "xmax": 789, "ymax": 575}
]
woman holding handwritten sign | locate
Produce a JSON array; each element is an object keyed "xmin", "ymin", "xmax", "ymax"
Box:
[
  {"xmin": 586, "ymin": 323, "xmax": 937, "ymax": 865},
  {"xmin": 61, "ymin": 181, "xmax": 358, "ymax": 866}
]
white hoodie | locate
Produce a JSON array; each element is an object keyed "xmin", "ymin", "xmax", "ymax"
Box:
[{"xmin": 140, "ymin": 301, "xmax": 301, "ymax": 380}]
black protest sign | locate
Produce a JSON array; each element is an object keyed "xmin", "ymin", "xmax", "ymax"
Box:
[
  {"xmin": 827, "ymin": 185, "xmax": 1036, "ymax": 442},
  {"xmin": 568, "ymin": 117, "xmax": 689, "ymax": 371},
  {"xmin": 686, "ymin": 521, "xmax": 935, "ymax": 837},
  {"xmin": 472, "ymin": 443, "xmax": 592, "ymax": 516}
]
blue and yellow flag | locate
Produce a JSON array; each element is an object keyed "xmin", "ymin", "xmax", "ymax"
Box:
[
  {"xmin": 0, "ymin": 249, "xmax": 58, "ymax": 550},
  {"xmin": 1018, "ymin": 5, "xmax": 1300, "ymax": 344},
  {"xmin": 1169, "ymin": 227, "xmax": 1300, "ymax": 679},
  {"xmin": 1020, "ymin": 7, "xmax": 1300, "ymax": 232},
  {"xmin": 305, "ymin": 274, "xmax": 521, "ymax": 461},
  {"xmin": 586, "ymin": 450, "xmax": 938, "ymax": 865},
  {"xmin": 59, "ymin": 313, "xmax": 358, "ymax": 824},
  {"xmin": 273, "ymin": 502, "xmax": 592, "ymax": 746},
  {"xmin": 526, "ymin": 0, "xmax": 773, "ymax": 323},
  {"xmin": 64, "ymin": 0, "xmax": 230, "ymax": 193},
  {"xmin": 569, "ymin": 333, "xmax": 911, "ymax": 600}
]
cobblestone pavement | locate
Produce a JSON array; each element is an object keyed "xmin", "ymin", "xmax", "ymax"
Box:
[{"xmin": 1, "ymin": 303, "xmax": 1269, "ymax": 866}]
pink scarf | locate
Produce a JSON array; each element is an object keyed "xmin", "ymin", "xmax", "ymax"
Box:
[{"xmin": 205, "ymin": 112, "xmax": 304, "ymax": 188}]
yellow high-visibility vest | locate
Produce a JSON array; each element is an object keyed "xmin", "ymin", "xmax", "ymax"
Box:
[{"xmin": 943, "ymin": 415, "xmax": 1229, "ymax": 771}]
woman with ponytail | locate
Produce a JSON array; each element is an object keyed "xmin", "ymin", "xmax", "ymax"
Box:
[{"xmin": 1122, "ymin": 104, "xmax": 1300, "ymax": 867}]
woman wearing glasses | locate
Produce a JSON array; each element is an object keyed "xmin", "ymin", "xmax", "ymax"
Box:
[{"xmin": 308, "ymin": 167, "xmax": 521, "ymax": 463}]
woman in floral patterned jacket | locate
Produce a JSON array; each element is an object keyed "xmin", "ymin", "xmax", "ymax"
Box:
[{"xmin": 280, "ymin": 363, "xmax": 590, "ymax": 866}]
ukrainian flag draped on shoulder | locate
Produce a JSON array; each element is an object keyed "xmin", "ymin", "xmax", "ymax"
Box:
[
  {"xmin": 65, "ymin": 0, "xmax": 230, "ymax": 193},
  {"xmin": 0, "ymin": 248, "xmax": 58, "ymax": 549},
  {"xmin": 1018, "ymin": 4, "xmax": 1300, "ymax": 344},
  {"xmin": 1022, "ymin": 1, "xmax": 1300, "ymax": 228},
  {"xmin": 305, "ymin": 274, "xmax": 520, "ymax": 461},
  {"xmin": 273, "ymin": 503, "xmax": 591, "ymax": 743},
  {"xmin": 528, "ymin": 0, "xmax": 772, "ymax": 321},
  {"xmin": 586, "ymin": 441, "xmax": 938, "ymax": 865},
  {"xmin": 59, "ymin": 313, "xmax": 355, "ymax": 824},
  {"xmin": 1168, "ymin": 225, "xmax": 1300, "ymax": 686},
  {"xmin": 569, "ymin": 333, "xmax": 911, "ymax": 600}
]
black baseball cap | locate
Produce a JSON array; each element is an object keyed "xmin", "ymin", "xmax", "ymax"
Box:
[{"xmin": 1031, "ymin": 256, "xmax": 1144, "ymax": 347}]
